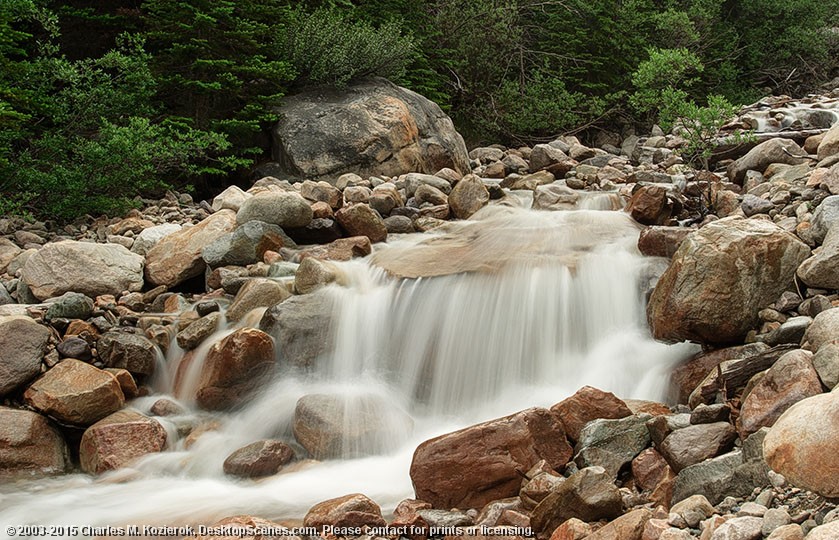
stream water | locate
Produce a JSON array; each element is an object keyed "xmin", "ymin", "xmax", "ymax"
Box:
[{"xmin": 0, "ymin": 196, "xmax": 697, "ymax": 535}]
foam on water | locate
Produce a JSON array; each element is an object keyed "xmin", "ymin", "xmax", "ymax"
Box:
[{"xmin": 0, "ymin": 203, "xmax": 697, "ymax": 535}]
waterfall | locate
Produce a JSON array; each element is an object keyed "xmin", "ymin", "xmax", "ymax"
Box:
[{"xmin": 0, "ymin": 202, "xmax": 696, "ymax": 534}]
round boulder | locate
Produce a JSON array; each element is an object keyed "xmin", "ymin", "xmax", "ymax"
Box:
[
  {"xmin": 763, "ymin": 391, "xmax": 839, "ymax": 498},
  {"xmin": 236, "ymin": 192, "xmax": 313, "ymax": 229},
  {"xmin": 647, "ymin": 217, "xmax": 810, "ymax": 344}
]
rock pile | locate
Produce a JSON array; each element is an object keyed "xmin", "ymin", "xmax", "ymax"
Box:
[{"xmin": 1, "ymin": 85, "xmax": 839, "ymax": 540}]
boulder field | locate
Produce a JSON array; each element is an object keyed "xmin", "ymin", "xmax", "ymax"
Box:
[{"xmin": 1, "ymin": 86, "xmax": 839, "ymax": 538}]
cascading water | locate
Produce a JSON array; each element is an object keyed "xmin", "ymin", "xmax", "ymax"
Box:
[{"xmin": 0, "ymin": 198, "xmax": 697, "ymax": 535}]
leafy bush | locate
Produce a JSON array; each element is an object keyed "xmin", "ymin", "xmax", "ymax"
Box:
[
  {"xmin": 284, "ymin": 7, "xmax": 415, "ymax": 88},
  {"xmin": 630, "ymin": 47, "xmax": 704, "ymax": 124},
  {"xmin": 11, "ymin": 117, "xmax": 229, "ymax": 220}
]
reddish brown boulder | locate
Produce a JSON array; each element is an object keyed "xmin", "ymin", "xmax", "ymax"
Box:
[
  {"xmin": 449, "ymin": 174, "xmax": 489, "ymax": 219},
  {"xmin": 738, "ymin": 350, "xmax": 822, "ymax": 438},
  {"xmin": 303, "ymin": 493, "xmax": 386, "ymax": 533},
  {"xmin": 410, "ymin": 408, "xmax": 572, "ymax": 510},
  {"xmin": 335, "ymin": 204, "xmax": 387, "ymax": 244},
  {"xmin": 104, "ymin": 368, "xmax": 139, "ymax": 399},
  {"xmin": 24, "ymin": 359, "xmax": 125, "ymax": 425},
  {"xmin": 626, "ymin": 185, "xmax": 672, "ymax": 225},
  {"xmin": 195, "ymin": 328, "xmax": 275, "ymax": 411},
  {"xmin": 631, "ymin": 448, "xmax": 673, "ymax": 494},
  {"xmin": 223, "ymin": 440, "xmax": 295, "ymax": 478},
  {"xmin": 550, "ymin": 386, "xmax": 632, "ymax": 442},
  {"xmin": 79, "ymin": 409, "xmax": 167, "ymax": 474},
  {"xmin": 637, "ymin": 227, "xmax": 692, "ymax": 259},
  {"xmin": 0, "ymin": 406, "xmax": 69, "ymax": 478}
]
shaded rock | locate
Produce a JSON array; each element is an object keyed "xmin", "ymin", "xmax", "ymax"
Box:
[
  {"xmin": 273, "ymin": 79, "xmax": 469, "ymax": 179},
  {"xmin": 259, "ymin": 291, "xmax": 332, "ymax": 368},
  {"xmin": 817, "ymin": 121, "xmax": 839, "ymax": 161},
  {"xmin": 690, "ymin": 403, "xmax": 730, "ymax": 424},
  {"xmin": 300, "ymin": 180, "xmax": 342, "ymax": 209},
  {"xmin": 761, "ymin": 316, "xmax": 812, "ymax": 347},
  {"xmin": 130, "ymin": 223, "xmax": 182, "ymax": 257},
  {"xmin": 631, "ymin": 448, "xmax": 673, "ymax": 493},
  {"xmin": 415, "ymin": 183, "xmax": 449, "ymax": 206},
  {"xmin": 449, "ymin": 174, "xmax": 489, "ymax": 219},
  {"xmin": 293, "ymin": 393, "xmax": 412, "ymax": 459},
  {"xmin": 195, "ymin": 328, "xmax": 275, "ymax": 411},
  {"xmin": 797, "ymin": 223, "xmax": 839, "ymax": 289},
  {"xmin": 741, "ymin": 194, "xmax": 775, "ymax": 216},
  {"xmin": 738, "ymin": 349, "xmax": 822, "ymax": 437},
  {"xmin": 669, "ymin": 344, "xmax": 770, "ymax": 404},
  {"xmin": 813, "ymin": 343, "xmax": 839, "ymax": 389},
  {"xmin": 529, "ymin": 144, "xmax": 569, "ymax": 172},
  {"xmin": 550, "ymin": 386, "xmax": 632, "ymax": 442},
  {"xmin": 410, "ymin": 408, "xmax": 572, "ymax": 510},
  {"xmin": 0, "ymin": 317, "xmax": 50, "ymax": 396},
  {"xmin": 297, "ymin": 236, "xmax": 372, "ymax": 262},
  {"xmin": 79, "ymin": 409, "xmax": 167, "ymax": 474},
  {"xmin": 303, "ymin": 493, "xmax": 386, "ymax": 532},
  {"xmin": 727, "ymin": 138, "xmax": 808, "ymax": 184},
  {"xmin": 23, "ymin": 359, "xmax": 124, "ymax": 425},
  {"xmin": 145, "ymin": 210, "xmax": 237, "ymax": 288},
  {"xmin": 805, "ymin": 521, "xmax": 839, "ymax": 540},
  {"xmin": 176, "ymin": 312, "xmax": 221, "ymax": 350},
  {"xmin": 501, "ymin": 171, "xmax": 554, "ymax": 190},
  {"xmin": 0, "ymin": 237, "xmax": 22, "ymax": 274},
  {"xmin": 638, "ymin": 227, "xmax": 692, "ymax": 259},
  {"xmin": 574, "ymin": 414, "xmax": 651, "ymax": 478},
  {"xmin": 285, "ymin": 218, "xmax": 342, "ymax": 245},
  {"xmin": 22, "ymin": 241, "xmax": 144, "ymax": 300},
  {"xmin": 226, "ymin": 278, "xmax": 291, "ymax": 323},
  {"xmin": 802, "ymin": 307, "xmax": 839, "ymax": 351},
  {"xmin": 810, "ymin": 195, "xmax": 839, "ymax": 244},
  {"xmin": 648, "ymin": 217, "xmax": 810, "ymax": 344},
  {"xmin": 384, "ymin": 215, "xmax": 415, "ymax": 234},
  {"xmin": 56, "ymin": 337, "xmax": 92, "ymax": 361},
  {"xmin": 335, "ymin": 204, "xmax": 387, "ymax": 243},
  {"xmin": 44, "ymin": 292, "xmax": 93, "ymax": 321},
  {"xmin": 295, "ymin": 258, "xmax": 339, "ymax": 295},
  {"xmin": 223, "ymin": 440, "xmax": 295, "ymax": 478},
  {"xmin": 585, "ymin": 508, "xmax": 651, "ymax": 540},
  {"xmin": 0, "ymin": 406, "xmax": 69, "ymax": 478},
  {"xmin": 659, "ymin": 422, "xmax": 737, "ymax": 472},
  {"xmin": 671, "ymin": 449, "xmax": 768, "ymax": 505},
  {"xmin": 402, "ymin": 173, "xmax": 452, "ymax": 198},
  {"xmin": 202, "ymin": 221, "xmax": 290, "ymax": 268},
  {"xmin": 763, "ymin": 391, "xmax": 839, "ymax": 497},
  {"xmin": 97, "ymin": 331, "xmax": 158, "ymax": 377},
  {"xmin": 627, "ymin": 185, "xmax": 672, "ymax": 225},
  {"xmin": 530, "ymin": 467, "xmax": 622, "ymax": 535}
]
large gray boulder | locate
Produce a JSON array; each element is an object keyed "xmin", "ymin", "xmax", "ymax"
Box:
[
  {"xmin": 259, "ymin": 291, "xmax": 333, "ymax": 368},
  {"xmin": 726, "ymin": 138, "xmax": 808, "ymax": 184},
  {"xmin": 798, "ymin": 222, "xmax": 839, "ymax": 289},
  {"xmin": 0, "ymin": 317, "xmax": 50, "ymax": 397},
  {"xmin": 648, "ymin": 217, "xmax": 810, "ymax": 345},
  {"xmin": 21, "ymin": 241, "xmax": 144, "ymax": 300},
  {"xmin": 272, "ymin": 78, "xmax": 469, "ymax": 179}
]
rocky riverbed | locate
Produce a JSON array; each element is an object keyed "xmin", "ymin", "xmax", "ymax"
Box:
[{"xmin": 2, "ymin": 81, "xmax": 839, "ymax": 540}]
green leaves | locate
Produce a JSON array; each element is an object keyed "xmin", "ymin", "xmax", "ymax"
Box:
[{"xmin": 284, "ymin": 7, "xmax": 415, "ymax": 88}]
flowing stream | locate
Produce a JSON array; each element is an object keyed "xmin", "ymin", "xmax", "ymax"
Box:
[{"xmin": 0, "ymin": 196, "xmax": 697, "ymax": 534}]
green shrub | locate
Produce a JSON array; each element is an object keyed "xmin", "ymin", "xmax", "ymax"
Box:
[{"xmin": 284, "ymin": 7, "xmax": 415, "ymax": 88}]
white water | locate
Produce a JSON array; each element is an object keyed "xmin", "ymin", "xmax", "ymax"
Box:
[{"xmin": 0, "ymin": 203, "xmax": 696, "ymax": 536}]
